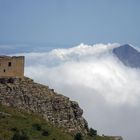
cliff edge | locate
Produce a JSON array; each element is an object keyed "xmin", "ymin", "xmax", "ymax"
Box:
[{"xmin": 0, "ymin": 77, "xmax": 88, "ymax": 134}]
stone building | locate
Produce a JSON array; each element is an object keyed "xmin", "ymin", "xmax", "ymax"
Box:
[{"xmin": 0, "ymin": 56, "xmax": 24, "ymax": 78}]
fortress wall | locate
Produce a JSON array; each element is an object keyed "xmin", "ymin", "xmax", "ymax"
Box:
[{"xmin": 0, "ymin": 56, "xmax": 24, "ymax": 78}]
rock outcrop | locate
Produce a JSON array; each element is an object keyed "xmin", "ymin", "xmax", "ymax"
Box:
[
  {"xmin": 104, "ymin": 136, "xmax": 123, "ymax": 140},
  {"xmin": 0, "ymin": 77, "xmax": 88, "ymax": 134}
]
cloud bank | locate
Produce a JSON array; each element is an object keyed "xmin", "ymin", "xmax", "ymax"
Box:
[{"xmin": 15, "ymin": 43, "xmax": 140, "ymax": 140}]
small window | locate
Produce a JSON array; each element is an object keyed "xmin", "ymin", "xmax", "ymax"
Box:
[
  {"xmin": 8, "ymin": 62, "xmax": 12, "ymax": 67},
  {"xmin": 3, "ymin": 69, "xmax": 6, "ymax": 72}
]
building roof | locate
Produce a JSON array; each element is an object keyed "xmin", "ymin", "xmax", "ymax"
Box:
[{"xmin": 0, "ymin": 56, "xmax": 11, "ymax": 59}]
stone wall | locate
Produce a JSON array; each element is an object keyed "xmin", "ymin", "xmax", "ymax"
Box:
[
  {"xmin": 0, "ymin": 56, "xmax": 24, "ymax": 78},
  {"xmin": 0, "ymin": 77, "xmax": 88, "ymax": 134}
]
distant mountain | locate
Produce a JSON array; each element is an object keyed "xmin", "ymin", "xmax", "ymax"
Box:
[{"xmin": 113, "ymin": 44, "xmax": 140, "ymax": 68}]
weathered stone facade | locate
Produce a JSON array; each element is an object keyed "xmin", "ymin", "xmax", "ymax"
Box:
[
  {"xmin": 0, "ymin": 56, "xmax": 24, "ymax": 78},
  {"xmin": 0, "ymin": 77, "xmax": 88, "ymax": 134}
]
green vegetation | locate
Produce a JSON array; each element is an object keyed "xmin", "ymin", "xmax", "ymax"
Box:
[
  {"xmin": 0, "ymin": 105, "xmax": 73, "ymax": 140},
  {"xmin": 0, "ymin": 105, "xmax": 112, "ymax": 140},
  {"xmin": 88, "ymin": 128, "xmax": 97, "ymax": 137},
  {"xmin": 12, "ymin": 130, "xmax": 29, "ymax": 140},
  {"xmin": 74, "ymin": 133, "xmax": 83, "ymax": 140}
]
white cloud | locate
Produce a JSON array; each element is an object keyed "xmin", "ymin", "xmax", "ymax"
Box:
[{"xmin": 14, "ymin": 43, "xmax": 140, "ymax": 140}]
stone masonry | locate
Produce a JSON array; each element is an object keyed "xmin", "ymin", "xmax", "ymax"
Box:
[{"xmin": 0, "ymin": 56, "xmax": 24, "ymax": 78}]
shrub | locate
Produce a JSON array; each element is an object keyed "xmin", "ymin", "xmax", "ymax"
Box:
[
  {"xmin": 11, "ymin": 127, "xmax": 18, "ymax": 132},
  {"xmin": 12, "ymin": 130, "xmax": 29, "ymax": 140},
  {"xmin": 74, "ymin": 133, "xmax": 83, "ymax": 140},
  {"xmin": 12, "ymin": 132, "xmax": 20, "ymax": 140},
  {"xmin": 41, "ymin": 130, "xmax": 49, "ymax": 136},
  {"xmin": 89, "ymin": 128, "xmax": 97, "ymax": 137},
  {"xmin": 32, "ymin": 123, "xmax": 42, "ymax": 131}
]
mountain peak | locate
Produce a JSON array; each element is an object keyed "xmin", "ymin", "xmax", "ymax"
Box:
[
  {"xmin": 113, "ymin": 44, "xmax": 140, "ymax": 68},
  {"xmin": 116, "ymin": 44, "xmax": 136, "ymax": 51}
]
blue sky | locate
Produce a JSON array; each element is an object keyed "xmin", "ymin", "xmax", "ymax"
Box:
[{"xmin": 0, "ymin": 0, "xmax": 140, "ymax": 48}]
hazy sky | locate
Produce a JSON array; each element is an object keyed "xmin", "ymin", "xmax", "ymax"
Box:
[{"xmin": 0, "ymin": 0, "xmax": 140, "ymax": 47}]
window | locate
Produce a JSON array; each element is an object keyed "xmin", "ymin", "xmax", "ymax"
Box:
[
  {"xmin": 8, "ymin": 62, "xmax": 12, "ymax": 67},
  {"xmin": 3, "ymin": 69, "xmax": 6, "ymax": 72}
]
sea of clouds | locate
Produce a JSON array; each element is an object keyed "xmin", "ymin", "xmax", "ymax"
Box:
[{"xmin": 14, "ymin": 43, "xmax": 140, "ymax": 140}]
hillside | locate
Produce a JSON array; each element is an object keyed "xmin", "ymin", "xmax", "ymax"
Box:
[
  {"xmin": 0, "ymin": 77, "xmax": 88, "ymax": 135},
  {"xmin": 0, "ymin": 104, "xmax": 113, "ymax": 140},
  {"xmin": 0, "ymin": 77, "xmax": 122, "ymax": 140}
]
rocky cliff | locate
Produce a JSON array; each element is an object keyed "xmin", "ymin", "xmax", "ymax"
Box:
[{"xmin": 0, "ymin": 77, "xmax": 88, "ymax": 134}]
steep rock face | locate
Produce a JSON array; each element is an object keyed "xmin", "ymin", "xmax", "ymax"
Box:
[{"xmin": 0, "ymin": 77, "xmax": 88, "ymax": 134}]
